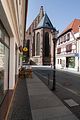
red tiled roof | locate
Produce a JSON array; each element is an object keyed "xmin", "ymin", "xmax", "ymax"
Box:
[{"xmin": 59, "ymin": 19, "xmax": 80, "ymax": 36}]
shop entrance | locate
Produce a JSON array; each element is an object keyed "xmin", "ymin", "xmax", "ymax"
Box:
[{"xmin": 66, "ymin": 57, "xmax": 75, "ymax": 68}]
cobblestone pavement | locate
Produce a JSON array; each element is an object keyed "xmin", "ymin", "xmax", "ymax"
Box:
[{"xmin": 8, "ymin": 78, "xmax": 32, "ymax": 120}]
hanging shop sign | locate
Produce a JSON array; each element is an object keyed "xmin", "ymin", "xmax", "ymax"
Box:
[
  {"xmin": 23, "ymin": 47, "xmax": 28, "ymax": 52},
  {"xmin": 19, "ymin": 46, "xmax": 28, "ymax": 52}
]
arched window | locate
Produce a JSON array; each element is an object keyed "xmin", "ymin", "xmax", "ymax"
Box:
[
  {"xmin": 36, "ymin": 32, "xmax": 40, "ymax": 56},
  {"xmin": 44, "ymin": 32, "xmax": 50, "ymax": 57}
]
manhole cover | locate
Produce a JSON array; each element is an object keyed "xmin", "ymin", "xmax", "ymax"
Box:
[{"xmin": 64, "ymin": 99, "xmax": 79, "ymax": 107}]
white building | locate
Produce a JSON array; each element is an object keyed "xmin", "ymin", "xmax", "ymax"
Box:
[
  {"xmin": 56, "ymin": 19, "xmax": 80, "ymax": 72},
  {"xmin": 0, "ymin": 0, "xmax": 28, "ymax": 118}
]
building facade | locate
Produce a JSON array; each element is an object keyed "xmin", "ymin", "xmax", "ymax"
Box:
[
  {"xmin": 0, "ymin": 0, "xmax": 28, "ymax": 118},
  {"xmin": 56, "ymin": 19, "xmax": 80, "ymax": 72},
  {"xmin": 25, "ymin": 6, "xmax": 57, "ymax": 65}
]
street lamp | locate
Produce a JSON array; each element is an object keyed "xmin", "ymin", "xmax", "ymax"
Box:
[{"xmin": 51, "ymin": 29, "xmax": 58, "ymax": 90}]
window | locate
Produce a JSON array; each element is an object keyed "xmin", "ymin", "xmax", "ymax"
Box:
[
  {"xmin": 57, "ymin": 48, "xmax": 61, "ymax": 54},
  {"xmin": 66, "ymin": 57, "xmax": 75, "ymax": 68},
  {"xmin": 67, "ymin": 33, "xmax": 70, "ymax": 41},
  {"xmin": 44, "ymin": 32, "xmax": 50, "ymax": 57},
  {"xmin": 60, "ymin": 59, "xmax": 62, "ymax": 64},
  {"xmin": 60, "ymin": 36, "xmax": 64, "ymax": 44},
  {"xmin": 0, "ymin": 21, "xmax": 10, "ymax": 105},
  {"xmin": 66, "ymin": 44, "xmax": 72, "ymax": 52},
  {"xmin": 57, "ymin": 59, "xmax": 59, "ymax": 64},
  {"xmin": 45, "ymin": 22, "xmax": 50, "ymax": 27},
  {"xmin": 36, "ymin": 32, "xmax": 40, "ymax": 56}
]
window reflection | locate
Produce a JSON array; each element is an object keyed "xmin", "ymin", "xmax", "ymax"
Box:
[
  {"xmin": 0, "ymin": 21, "xmax": 9, "ymax": 104},
  {"xmin": 0, "ymin": 42, "xmax": 9, "ymax": 103}
]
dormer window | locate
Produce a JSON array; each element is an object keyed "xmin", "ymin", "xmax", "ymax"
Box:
[{"xmin": 45, "ymin": 22, "xmax": 50, "ymax": 27}]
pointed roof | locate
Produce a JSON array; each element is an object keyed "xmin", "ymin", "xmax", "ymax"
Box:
[
  {"xmin": 36, "ymin": 13, "xmax": 54, "ymax": 29},
  {"xmin": 59, "ymin": 19, "xmax": 80, "ymax": 37}
]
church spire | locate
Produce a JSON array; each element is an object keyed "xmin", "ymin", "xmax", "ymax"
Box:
[{"xmin": 39, "ymin": 6, "xmax": 44, "ymax": 20}]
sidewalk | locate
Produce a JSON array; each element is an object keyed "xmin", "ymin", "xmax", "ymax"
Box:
[
  {"xmin": 7, "ymin": 73, "xmax": 79, "ymax": 120},
  {"xmin": 27, "ymin": 73, "xmax": 78, "ymax": 120},
  {"xmin": 7, "ymin": 78, "xmax": 32, "ymax": 120}
]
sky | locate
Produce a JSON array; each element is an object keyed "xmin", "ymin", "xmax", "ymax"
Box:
[{"xmin": 26, "ymin": 0, "xmax": 80, "ymax": 33}]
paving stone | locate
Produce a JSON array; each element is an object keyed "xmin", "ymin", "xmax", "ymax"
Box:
[
  {"xmin": 8, "ymin": 79, "xmax": 32, "ymax": 120},
  {"xmin": 32, "ymin": 106, "xmax": 78, "ymax": 120},
  {"xmin": 29, "ymin": 94, "xmax": 63, "ymax": 110}
]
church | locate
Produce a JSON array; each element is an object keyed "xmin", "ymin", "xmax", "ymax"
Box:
[{"xmin": 25, "ymin": 6, "xmax": 57, "ymax": 65}]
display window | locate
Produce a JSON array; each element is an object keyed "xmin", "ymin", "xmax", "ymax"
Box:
[{"xmin": 0, "ymin": 21, "xmax": 9, "ymax": 104}]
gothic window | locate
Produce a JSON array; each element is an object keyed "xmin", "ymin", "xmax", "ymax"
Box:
[
  {"xmin": 36, "ymin": 32, "xmax": 40, "ymax": 56},
  {"xmin": 44, "ymin": 32, "xmax": 50, "ymax": 57}
]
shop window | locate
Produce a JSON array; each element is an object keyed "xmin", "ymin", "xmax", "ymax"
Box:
[
  {"xmin": 0, "ymin": 21, "xmax": 9, "ymax": 105},
  {"xmin": 66, "ymin": 57, "xmax": 75, "ymax": 68},
  {"xmin": 0, "ymin": 43, "xmax": 9, "ymax": 104}
]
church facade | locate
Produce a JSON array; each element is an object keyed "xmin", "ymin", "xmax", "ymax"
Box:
[{"xmin": 25, "ymin": 6, "xmax": 57, "ymax": 65}]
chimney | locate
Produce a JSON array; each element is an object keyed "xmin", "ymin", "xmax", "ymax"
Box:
[{"xmin": 39, "ymin": 6, "xmax": 44, "ymax": 19}]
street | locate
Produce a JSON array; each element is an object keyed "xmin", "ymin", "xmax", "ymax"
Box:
[{"xmin": 32, "ymin": 67, "xmax": 80, "ymax": 119}]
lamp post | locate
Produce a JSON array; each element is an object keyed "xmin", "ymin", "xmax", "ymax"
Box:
[{"xmin": 51, "ymin": 29, "xmax": 58, "ymax": 90}]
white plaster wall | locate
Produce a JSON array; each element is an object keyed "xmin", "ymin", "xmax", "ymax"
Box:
[{"xmin": 56, "ymin": 56, "xmax": 66, "ymax": 69}]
